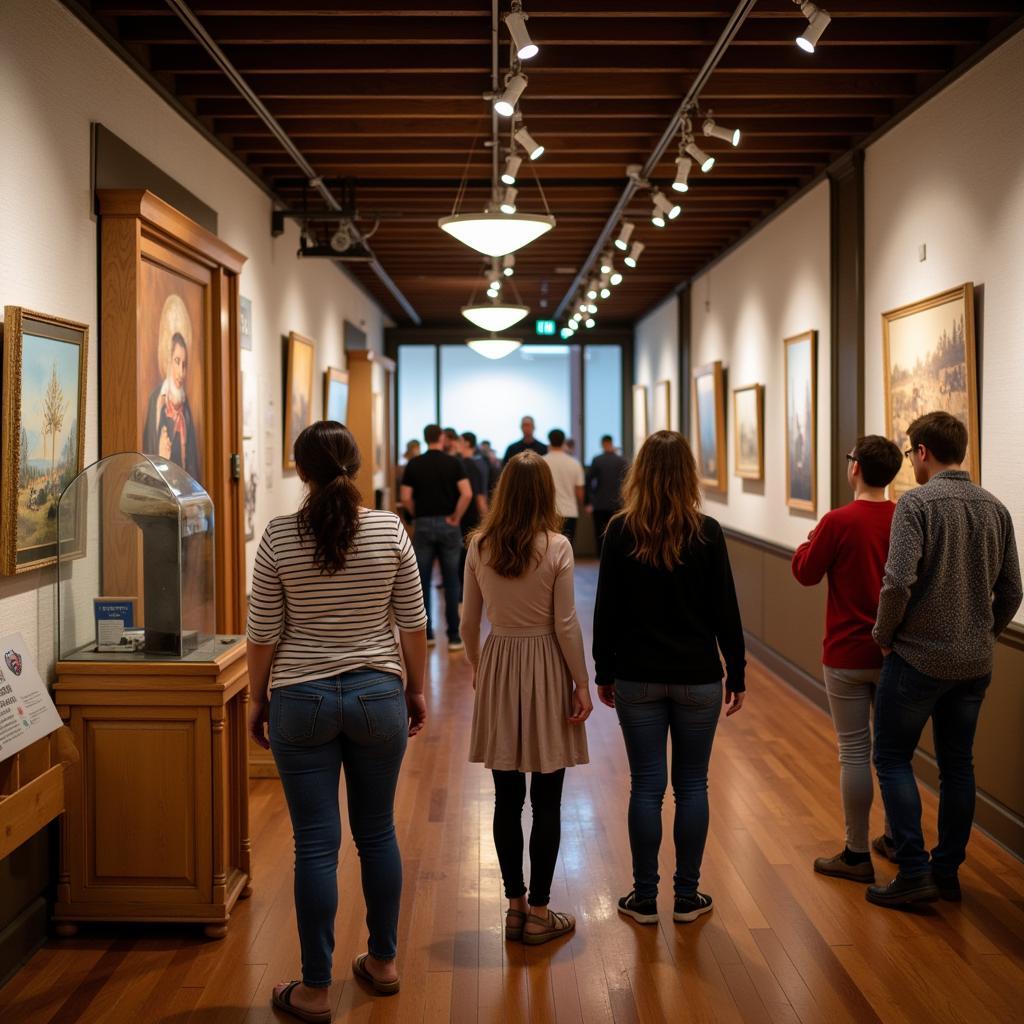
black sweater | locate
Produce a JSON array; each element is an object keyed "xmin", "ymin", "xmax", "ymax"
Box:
[{"xmin": 592, "ymin": 516, "xmax": 746, "ymax": 691}]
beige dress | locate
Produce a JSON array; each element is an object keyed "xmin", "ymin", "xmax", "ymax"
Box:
[{"xmin": 463, "ymin": 531, "xmax": 590, "ymax": 773}]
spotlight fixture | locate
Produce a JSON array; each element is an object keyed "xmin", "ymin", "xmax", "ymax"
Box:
[
  {"xmin": 439, "ymin": 210, "xmax": 555, "ymax": 257},
  {"xmin": 504, "ymin": 7, "xmax": 538, "ymax": 61},
  {"xmin": 685, "ymin": 138, "xmax": 715, "ymax": 173},
  {"xmin": 613, "ymin": 221, "xmax": 635, "ymax": 251},
  {"xmin": 462, "ymin": 297, "xmax": 530, "ymax": 332},
  {"xmin": 514, "ymin": 125, "xmax": 545, "ymax": 161},
  {"xmin": 577, "ymin": 301, "xmax": 587, "ymax": 314},
  {"xmin": 502, "ymin": 254, "xmax": 516, "ymax": 277},
  {"xmin": 467, "ymin": 336, "xmax": 523, "ymax": 360},
  {"xmin": 501, "ymin": 153, "xmax": 522, "ymax": 185},
  {"xmin": 600, "ymin": 285, "xmax": 611, "ymax": 300},
  {"xmin": 610, "ymin": 271, "xmax": 623, "ymax": 286},
  {"xmin": 486, "ymin": 267, "xmax": 503, "ymax": 290},
  {"xmin": 330, "ymin": 221, "xmax": 353, "ymax": 252},
  {"xmin": 586, "ymin": 278, "xmax": 599, "ymax": 300},
  {"xmin": 672, "ymin": 156, "xmax": 692, "ymax": 193},
  {"xmin": 795, "ymin": 1, "xmax": 831, "ymax": 53},
  {"xmin": 587, "ymin": 302, "xmax": 598, "ymax": 314},
  {"xmin": 560, "ymin": 327, "xmax": 575, "ymax": 339},
  {"xmin": 499, "ymin": 187, "xmax": 518, "ymax": 214},
  {"xmin": 703, "ymin": 117, "xmax": 740, "ymax": 147},
  {"xmin": 584, "ymin": 317, "xmax": 596, "ymax": 329},
  {"xmin": 493, "ymin": 73, "xmax": 527, "ymax": 117},
  {"xmin": 624, "ymin": 240, "xmax": 645, "ymax": 268},
  {"xmin": 651, "ymin": 190, "xmax": 681, "ymax": 228},
  {"xmin": 600, "ymin": 252, "xmax": 614, "ymax": 275}
]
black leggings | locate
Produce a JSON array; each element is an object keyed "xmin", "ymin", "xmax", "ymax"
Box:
[{"xmin": 491, "ymin": 769, "xmax": 566, "ymax": 907}]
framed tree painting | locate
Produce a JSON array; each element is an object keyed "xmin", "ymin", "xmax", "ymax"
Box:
[
  {"xmin": 693, "ymin": 361, "xmax": 726, "ymax": 491},
  {"xmin": 733, "ymin": 383, "xmax": 764, "ymax": 480},
  {"xmin": 324, "ymin": 367, "xmax": 349, "ymax": 423},
  {"xmin": 784, "ymin": 331, "xmax": 817, "ymax": 512},
  {"xmin": 882, "ymin": 283, "xmax": 978, "ymax": 498},
  {"xmin": 632, "ymin": 384, "xmax": 648, "ymax": 451},
  {"xmin": 284, "ymin": 332, "xmax": 315, "ymax": 470},
  {"xmin": 1, "ymin": 307, "xmax": 88, "ymax": 574}
]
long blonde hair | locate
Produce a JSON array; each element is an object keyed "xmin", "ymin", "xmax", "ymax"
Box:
[
  {"xmin": 472, "ymin": 451, "xmax": 561, "ymax": 578},
  {"xmin": 613, "ymin": 430, "xmax": 703, "ymax": 570}
]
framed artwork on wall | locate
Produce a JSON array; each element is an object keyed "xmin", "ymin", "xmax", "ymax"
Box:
[
  {"xmin": 692, "ymin": 361, "xmax": 726, "ymax": 492},
  {"xmin": 324, "ymin": 367, "xmax": 349, "ymax": 423},
  {"xmin": 733, "ymin": 383, "xmax": 764, "ymax": 481},
  {"xmin": 1, "ymin": 307, "xmax": 88, "ymax": 574},
  {"xmin": 284, "ymin": 331, "xmax": 315, "ymax": 470},
  {"xmin": 632, "ymin": 384, "xmax": 648, "ymax": 451},
  {"xmin": 882, "ymin": 283, "xmax": 978, "ymax": 498},
  {"xmin": 784, "ymin": 330, "xmax": 817, "ymax": 512},
  {"xmin": 239, "ymin": 295, "xmax": 253, "ymax": 351},
  {"xmin": 242, "ymin": 437, "xmax": 258, "ymax": 542}
]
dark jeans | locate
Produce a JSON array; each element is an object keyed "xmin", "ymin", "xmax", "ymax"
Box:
[
  {"xmin": 614, "ymin": 679, "xmax": 722, "ymax": 899},
  {"xmin": 413, "ymin": 515, "xmax": 462, "ymax": 639},
  {"xmin": 873, "ymin": 651, "xmax": 991, "ymax": 879},
  {"xmin": 561, "ymin": 517, "xmax": 577, "ymax": 546},
  {"xmin": 491, "ymin": 769, "xmax": 566, "ymax": 907},
  {"xmin": 592, "ymin": 509, "xmax": 615, "ymax": 552},
  {"xmin": 270, "ymin": 671, "xmax": 408, "ymax": 986}
]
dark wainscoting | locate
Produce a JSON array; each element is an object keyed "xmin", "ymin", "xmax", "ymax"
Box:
[{"xmin": 724, "ymin": 526, "xmax": 1024, "ymax": 860}]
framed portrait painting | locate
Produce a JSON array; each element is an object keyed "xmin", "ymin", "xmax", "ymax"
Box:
[
  {"xmin": 784, "ymin": 331, "xmax": 817, "ymax": 512},
  {"xmin": 324, "ymin": 367, "xmax": 349, "ymax": 423},
  {"xmin": 693, "ymin": 361, "xmax": 726, "ymax": 491},
  {"xmin": 1, "ymin": 307, "xmax": 88, "ymax": 574},
  {"xmin": 882, "ymin": 283, "xmax": 978, "ymax": 498},
  {"xmin": 733, "ymin": 383, "xmax": 764, "ymax": 480},
  {"xmin": 284, "ymin": 332, "xmax": 315, "ymax": 470},
  {"xmin": 632, "ymin": 384, "xmax": 648, "ymax": 451}
]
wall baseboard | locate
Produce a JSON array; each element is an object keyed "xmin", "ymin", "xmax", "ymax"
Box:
[{"xmin": 0, "ymin": 897, "xmax": 47, "ymax": 991}]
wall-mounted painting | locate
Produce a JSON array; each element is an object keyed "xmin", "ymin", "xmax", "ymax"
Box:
[
  {"xmin": 733, "ymin": 383, "xmax": 764, "ymax": 480},
  {"xmin": 653, "ymin": 379, "xmax": 672, "ymax": 432},
  {"xmin": 239, "ymin": 295, "xmax": 253, "ymax": 351},
  {"xmin": 324, "ymin": 367, "xmax": 349, "ymax": 423},
  {"xmin": 632, "ymin": 384, "xmax": 648, "ymax": 452},
  {"xmin": 693, "ymin": 361, "xmax": 726, "ymax": 491},
  {"xmin": 243, "ymin": 437, "xmax": 258, "ymax": 541},
  {"xmin": 284, "ymin": 332, "xmax": 315, "ymax": 470},
  {"xmin": 784, "ymin": 331, "xmax": 817, "ymax": 512},
  {"xmin": 882, "ymin": 283, "xmax": 978, "ymax": 498},
  {"xmin": 1, "ymin": 307, "xmax": 88, "ymax": 574}
]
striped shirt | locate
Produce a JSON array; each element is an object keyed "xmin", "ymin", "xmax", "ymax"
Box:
[{"xmin": 246, "ymin": 509, "xmax": 427, "ymax": 689}]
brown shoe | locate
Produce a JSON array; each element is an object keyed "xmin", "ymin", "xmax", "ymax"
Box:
[
  {"xmin": 814, "ymin": 851, "xmax": 875, "ymax": 882},
  {"xmin": 872, "ymin": 834, "xmax": 898, "ymax": 863},
  {"xmin": 522, "ymin": 909, "xmax": 576, "ymax": 945}
]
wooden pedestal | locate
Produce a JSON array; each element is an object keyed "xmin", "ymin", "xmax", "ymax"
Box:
[{"xmin": 53, "ymin": 637, "xmax": 252, "ymax": 939}]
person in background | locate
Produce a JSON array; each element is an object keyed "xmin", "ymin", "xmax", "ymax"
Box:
[
  {"xmin": 454, "ymin": 432, "xmax": 488, "ymax": 601},
  {"xmin": 502, "ymin": 416, "xmax": 548, "ymax": 464},
  {"xmin": 564, "ymin": 438, "xmax": 577, "ymax": 457},
  {"xmin": 594, "ymin": 431, "xmax": 745, "ymax": 928},
  {"xmin": 442, "ymin": 427, "xmax": 459, "ymax": 455},
  {"xmin": 400, "ymin": 424, "xmax": 472, "ymax": 651},
  {"xmin": 869, "ymin": 412, "xmax": 1021, "ymax": 908},
  {"xmin": 586, "ymin": 434, "xmax": 628, "ymax": 551},
  {"xmin": 400, "ymin": 440, "xmax": 420, "ymax": 467},
  {"xmin": 544, "ymin": 429, "xmax": 585, "ymax": 546},
  {"xmin": 462, "ymin": 451, "xmax": 592, "ymax": 946},
  {"xmin": 246, "ymin": 421, "xmax": 428, "ymax": 1017},
  {"xmin": 480, "ymin": 440, "xmax": 502, "ymax": 497},
  {"xmin": 791, "ymin": 435, "xmax": 903, "ymax": 883}
]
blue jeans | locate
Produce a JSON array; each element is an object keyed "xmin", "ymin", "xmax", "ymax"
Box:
[
  {"xmin": 873, "ymin": 651, "xmax": 991, "ymax": 879},
  {"xmin": 412, "ymin": 516, "xmax": 462, "ymax": 640},
  {"xmin": 270, "ymin": 671, "xmax": 408, "ymax": 987},
  {"xmin": 614, "ymin": 680, "xmax": 722, "ymax": 899}
]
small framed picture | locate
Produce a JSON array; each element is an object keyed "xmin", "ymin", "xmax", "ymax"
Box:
[
  {"xmin": 283, "ymin": 331, "xmax": 315, "ymax": 470},
  {"xmin": 733, "ymin": 383, "xmax": 764, "ymax": 480},
  {"xmin": 784, "ymin": 330, "xmax": 817, "ymax": 512},
  {"xmin": 692, "ymin": 361, "xmax": 726, "ymax": 492},
  {"xmin": 324, "ymin": 367, "xmax": 349, "ymax": 423}
]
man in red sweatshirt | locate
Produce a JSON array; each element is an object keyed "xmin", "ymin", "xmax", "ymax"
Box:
[{"xmin": 792, "ymin": 434, "xmax": 902, "ymax": 882}]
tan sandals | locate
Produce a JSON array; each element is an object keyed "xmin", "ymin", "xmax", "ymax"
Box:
[
  {"xmin": 522, "ymin": 909, "xmax": 576, "ymax": 945},
  {"xmin": 505, "ymin": 908, "xmax": 527, "ymax": 941},
  {"xmin": 352, "ymin": 953, "xmax": 400, "ymax": 996},
  {"xmin": 271, "ymin": 981, "xmax": 332, "ymax": 1023}
]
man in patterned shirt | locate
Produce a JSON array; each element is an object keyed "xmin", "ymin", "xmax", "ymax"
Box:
[{"xmin": 868, "ymin": 412, "xmax": 1022, "ymax": 908}]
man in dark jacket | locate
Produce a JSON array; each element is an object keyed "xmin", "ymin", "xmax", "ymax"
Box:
[{"xmin": 586, "ymin": 435, "xmax": 628, "ymax": 551}]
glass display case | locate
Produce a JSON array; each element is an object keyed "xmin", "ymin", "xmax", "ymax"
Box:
[{"xmin": 57, "ymin": 452, "xmax": 216, "ymax": 660}]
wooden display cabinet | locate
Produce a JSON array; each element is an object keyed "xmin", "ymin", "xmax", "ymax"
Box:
[
  {"xmin": 53, "ymin": 638, "xmax": 251, "ymax": 939},
  {"xmin": 346, "ymin": 349, "xmax": 396, "ymax": 512}
]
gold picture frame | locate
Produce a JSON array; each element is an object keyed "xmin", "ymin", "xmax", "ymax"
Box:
[
  {"xmin": 733, "ymin": 383, "xmax": 764, "ymax": 481},
  {"xmin": 283, "ymin": 331, "xmax": 316, "ymax": 471},
  {"xmin": 784, "ymin": 330, "xmax": 817, "ymax": 512},
  {"xmin": 1, "ymin": 306, "xmax": 89, "ymax": 574},
  {"xmin": 632, "ymin": 384, "xmax": 648, "ymax": 451},
  {"xmin": 693, "ymin": 361, "xmax": 727, "ymax": 492},
  {"xmin": 882, "ymin": 283, "xmax": 978, "ymax": 498}
]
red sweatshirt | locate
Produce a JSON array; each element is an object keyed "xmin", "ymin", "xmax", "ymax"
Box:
[{"xmin": 791, "ymin": 499, "xmax": 895, "ymax": 669}]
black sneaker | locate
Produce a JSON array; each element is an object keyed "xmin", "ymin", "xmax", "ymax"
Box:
[
  {"xmin": 866, "ymin": 873, "xmax": 939, "ymax": 909},
  {"xmin": 933, "ymin": 873, "xmax": 962, "ymax": 902},
  {"xmin": 448, "ymin": 636, "xmax": 464, "ymax": 652},
  {"xmin": 617, "ymin": 891, "xmax": 658, "ymax": 924},
  {"xmin": 673, "ymin": 892, "xmax": 713, "ymax": 923}
]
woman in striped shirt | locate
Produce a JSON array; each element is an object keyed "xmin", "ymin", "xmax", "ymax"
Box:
[{"xmin": 247, "ymin": 421, "xmax": 427, "ymax": 1021}]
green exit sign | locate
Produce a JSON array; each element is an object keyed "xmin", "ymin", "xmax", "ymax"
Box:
[{"xmin": 535, "ymin": 319, "xmax": 556, "ymax": 336}]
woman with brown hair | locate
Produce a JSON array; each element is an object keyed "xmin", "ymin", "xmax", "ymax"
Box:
[
  {"xmin": 462, "ymin": 451, "xmax": 592, "ymax": 945},
  {"xmin": 593, "ymin": 430, "xmax": 746, "ymax": 927}
]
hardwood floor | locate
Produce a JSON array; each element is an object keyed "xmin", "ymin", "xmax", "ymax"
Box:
[{"xmin": 2, "ymin": 562, "xmax": 1023, "ymax": 1023}]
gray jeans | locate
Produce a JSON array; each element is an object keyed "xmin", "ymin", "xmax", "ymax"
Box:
[{"xmin": 822, "ymin": 665, "xmax": 889, "ymax": 853}]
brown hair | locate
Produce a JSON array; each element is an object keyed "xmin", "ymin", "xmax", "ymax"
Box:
[
  {"xmin": 908, "ymin": 411, "xmax": 968, "ymax": 465},
  {"xmin": 294, "ymin": 421, "xmax": 362, "ymax": 575},
  {"xmin": 852, "ymin": 434, "xmax": 903, "ymax": 487},
  {"xmin": 472, "ymin": 451, "xmax": 561, "ymax": 578},
  {"xmin": 613, "ymin": 430, "xmax": 703, "ymax": 570}
]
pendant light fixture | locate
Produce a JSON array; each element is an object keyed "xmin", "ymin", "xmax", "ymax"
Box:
[
  {"xmin": 467, "ymin": 336, "xmax": 524, "ymax": 360},
  {"xmin": 462, "ymin": 298, "xmax": 530, "ymax": 332},
  {"xmin": 439, "ymin": 210, "xmax": 554, "ymax": 258}
]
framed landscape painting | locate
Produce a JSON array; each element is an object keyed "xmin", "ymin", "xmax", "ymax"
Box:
[
  {"xmin": 1, "ymin": 307, "xmax": 88, "ymax": 574},
  {"xmin": 784, "ymin": 331, "xmax": 816, "ymax": 512},
  {"xmin": 733, "ymin": 383, "xmax": 764, "ymax": 480},
  {"xmin": 324, "ymin": 367, "xmax": 349, "ymax": 423},
  {"xmin": 283, "ymin": 331, "xmax": 315, "ymax": 470},
  {"xmin": 693, "ymin": 361, "xmax": 726, "ymax": 491},
  {"xmin": 883, "ymin": 283, "xmax": 978, "ymax": 498},
  {"xmin": 632, "ymin": 384, "xmax": 648, "ymax": 451}
]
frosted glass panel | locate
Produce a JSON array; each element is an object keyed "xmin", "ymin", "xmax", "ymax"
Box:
[
  {"xmin": 584, "ymin": 346, "xmax": 623, "ymax": 464},
  {"xmin": 397, "ymin": 345, "xmax": 437, "ymax": 450}
]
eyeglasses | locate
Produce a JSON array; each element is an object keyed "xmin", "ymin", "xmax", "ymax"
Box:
[
  {"xmin": 904, "ymin": 447, "xmax": 917, "ymax": 460},
  {"xmin": 845, "ymin": 454, "xmax": 857, "ymax": 463}
]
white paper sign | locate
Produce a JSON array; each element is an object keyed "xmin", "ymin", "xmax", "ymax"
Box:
[{"xmin": 0, "ymin": 634, "xmax": 64, "ymax": 763}]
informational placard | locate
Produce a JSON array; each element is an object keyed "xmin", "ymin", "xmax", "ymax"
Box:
[{"xmin": 0, "ymin": 634, "xmax": 63, "ymax": 763}]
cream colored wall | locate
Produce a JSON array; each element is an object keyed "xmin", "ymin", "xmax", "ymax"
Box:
[
  {"xmin": 864, "ymin": 30, "xmax": 1024, "ymax": 624},
  {"xmin": 0, "ymin": 0, "xmax": 388, "ymax": 675},
  {"xmin": 633, "ymin": 294, "xmax": 679, "ymax": 446},
  {"xmin": 690, "ymin": 183, "xmax": 832, "ymax": 550}
]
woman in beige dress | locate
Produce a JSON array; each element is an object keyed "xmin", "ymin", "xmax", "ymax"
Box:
[{"xmin": 462, "ymin": 451, "xmax": 592, "ymax": 945}]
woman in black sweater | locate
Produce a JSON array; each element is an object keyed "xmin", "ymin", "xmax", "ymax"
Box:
[{"xmin": 593, "ymin": 430, "xmax": 746, "ymax": 925}]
